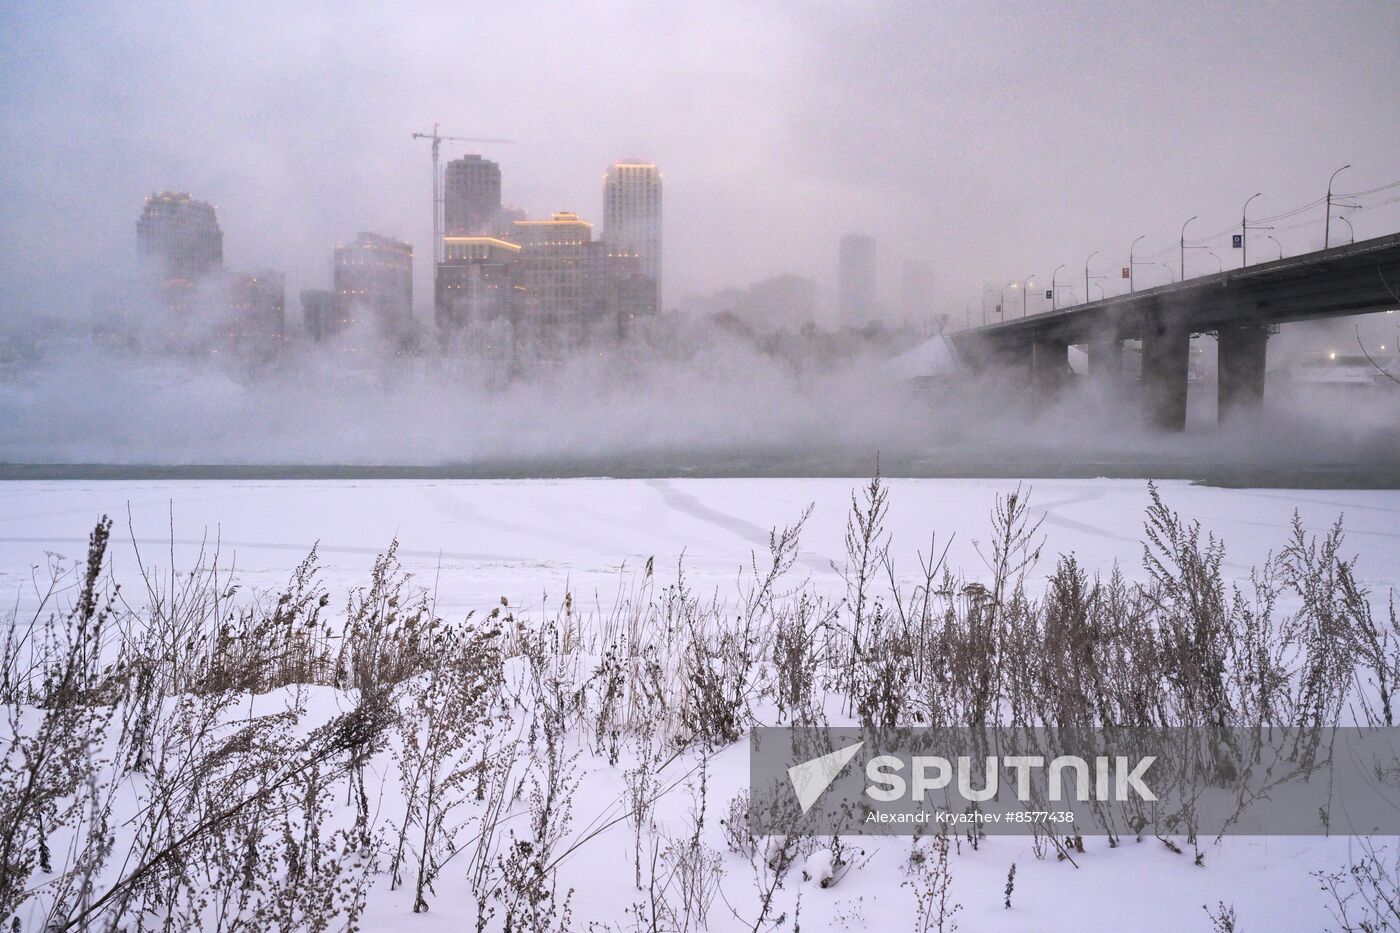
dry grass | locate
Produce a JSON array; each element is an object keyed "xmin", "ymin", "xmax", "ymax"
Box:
[{"xmin": 2, "ymin": 478, "xmax": 1396, "ymax": 930}]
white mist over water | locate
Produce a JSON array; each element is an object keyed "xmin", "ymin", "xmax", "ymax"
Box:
[{"xmin": 1, "ymin": 304, "xmax": 1398, "ymax": 476}]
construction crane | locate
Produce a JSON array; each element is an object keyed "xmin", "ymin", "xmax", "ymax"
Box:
[{"xmin": 411, "ymin": 123, "xmax": 514, "ymax": 262}]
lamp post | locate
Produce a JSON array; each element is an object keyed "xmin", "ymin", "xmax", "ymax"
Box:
[
  {"xmin": 1161, "ymin": 263, "xmax": 1175, "ymax": 284},
  {"xmin": 1051, "ymin": 263, "xmax": 1066, "ymax": 310},
  {"xmin": 981, "ymin": 283, "xmax": 1003, "ymax": 326},
  {"xmin": 1337, "ymin": 215, "xmax": 1355, "ymax": 244},
  {"xmin": 1180, "ymin": 215, "xmax": 1198, "ymax": 280},
  {"xmin": 1129, "ymin": 235, "xmax": 1146, "ymax": 293},
  {"xmin": 1022, "ymin": 273, "xmax": 1036, "ymax": 316},
  {"xmin": 1325, "ymin": 164, "xmax": 1351, "ymax": 249},
  {"xmin": 1241, "ymin": 192, "xmax": 1262, "ymax": 267},
  {"xmin": 1085, "ymin": 251, "xmax": 1101, "ymax": 305},
  {"xmin": 1001, "ymin": 282, "xmax": 1017, "ymax": 318},
  {"xmin": 1267, "ymin": 236, "xmax": 1284, "ymax": 260},
  {"xmin": 1207, "ymin": 250, "xmax": 1223, "ymax": 273}
]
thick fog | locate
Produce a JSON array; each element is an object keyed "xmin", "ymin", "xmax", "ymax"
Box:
[
  {"xmin": 1, "ymin": 2, "xmax": 1398, "ymax": 475},
  {"xmin": 3, "ymin": 3, "xmax": 1399, "ymax": 315},
  {"xmin": 0, "ymin": 304, "xmax": 1396, "ymax": 475}
]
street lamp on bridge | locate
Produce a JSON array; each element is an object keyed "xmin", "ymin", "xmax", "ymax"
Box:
[
  {"xmin": 1207, "ymin": 251, "xmax": 1223, "ymax": 274},
  {"xmin": 1001, "ymin": 281, "xmax": 1018, "ymax": 318},
  {"xmin": 1160, "ymin": 262, "xmax": 1175, "ymax": 283},
  {"xmin": 1325, "ymin": 164, "xmax": 1351, "ymax": 249},
  {"xmin": 1336, "ymin": 215, "xmax": 1355, "ymax": 244},
  {"xmin": 1129, "ymin": 234, "xmax": 1147, "ymax": 293},
  {"xmin": 1241, "ymin": 192, "xmax": 1262, "ymax": 267},
  {"xmin": 1180, "ymin": 215, "xmax": 1201, "ymax": 280},
  {"xmin": 1051, "ymin": 263, "xmax": 1066, "ymax": 310},
  {"xmin": 1267, "ymin": 235, "xmax": 1284, "ymax": 260},
  {"xmin": 1022, "ymin": 273, "xmax": 1036, "ymax": 316},
  {"xmin": 1085, "ymin": 251, "xmax": 1104, "ymax": 305}
]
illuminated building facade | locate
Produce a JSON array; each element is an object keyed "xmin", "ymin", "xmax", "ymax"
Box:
[
  {"xmin": 513, "ymin": 212, "xmax": 592, "ymax": 324},
  {"xmin": 432, "ymin": 205, "xmax": 653, "ymax": 346},
  {"xmin": 603, "ymin": 161, "xmax": 662, "ymax": 310},
  {"xmin": 137, "ymin": 191, "xmax": 224, "ymax": 281},
  {"xmin": 435, "ymin": 236, "xmax": 522, "ymax": 331},
  {"xmin": 583, "ymin": 242, "xmax": 653, "ymax": 337},
  {"xmin": 333, "ymin": 232, "xmax": 414, "ymax": 338},
  {"xmin": 227, "ymin": 271, "xmax": 285, "ymax": 347},
  {"xmin": 300, "ymin": 289, "xmax": 341, "ymax": 341}
]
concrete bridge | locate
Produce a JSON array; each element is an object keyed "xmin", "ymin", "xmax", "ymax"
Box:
[{"xmin": 950, "ymin": 232, "xmax": 1400, "ymax": 429}]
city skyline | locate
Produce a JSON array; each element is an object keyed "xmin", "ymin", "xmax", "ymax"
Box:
[
  {"xmin": 131, "ymin": 147, "xmax": 668, "ymax": 347},
  {"xmin": 6, "ymin": 4, "xmax": 1396, "ymax": 330}
]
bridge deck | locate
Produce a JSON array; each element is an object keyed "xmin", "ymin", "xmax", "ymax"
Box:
[{"xmin": 954, "ymin": 232, "xmax": 1400, "ymax": 351}]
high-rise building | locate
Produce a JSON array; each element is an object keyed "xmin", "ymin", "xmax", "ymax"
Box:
[
  {"xmin": 227, "ymin": 271, "xmax": 285, "ymax": 346},
  {"xmin": 444, "ymin": 155, "xmax": 503, "ymax": 235},
  {"xmin": 136, "ymin": 191, "xmax": 223, "ymax": 280},
  {"xmin": 434, "ymin": 218, "xmax": 655, "ymax": 344},
  {"xmin": 333, "ymin": 232, "xmax": 414, "ymax": 338},
  {"xmin": 513, "ymin": 212, "xmax": 592, "ymax": 325},
  {"xmin": 609, "ymin": 265, "xmax": 657, "ymax": 338},
  {"xmin": 582, "ymin": 241, "xmax": 656, "ymax": 338},
  {"xmin": 838, "ymin": 234, "xmax": 876, "ymax": 325},
  {"xmin": 603, "ymin": 161, "xmax": 662, "ymax": 309},
  {"xmin": 436, "ymin": 236, "xmax": 522, "ymax": 332},
  {"xmin": 300, "ymin": 289, "xmax": 341, "ymax": 341}
]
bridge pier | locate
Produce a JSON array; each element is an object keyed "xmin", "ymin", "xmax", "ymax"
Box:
[
  {"xmin": 1032, "ymin": 339, "xmax": 1070, "ymax": 395},
  {"xmin": 991, "ymin": 342, "xmax": 1035, "ymax": 385},
  {"xmin": 1217, "ymin": 325, "xmax": 1268, "ymax": 421},
  {"xmin": 1141, "ymin": 315, "xmax": 1190, "ymax": 431},
  {"xmin": 1086, "ymin": 334, "xmax": 1123, "ymax": 381}
]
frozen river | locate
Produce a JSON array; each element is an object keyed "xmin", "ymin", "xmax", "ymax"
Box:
[{"xmin": 3, "ymin": 476, "xmax": 1398, "ymax": 618}]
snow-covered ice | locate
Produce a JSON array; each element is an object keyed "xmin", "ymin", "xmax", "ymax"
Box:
[{"xmin": 3, "ymin": 477, "xmax": 1397, "ymax": 615}]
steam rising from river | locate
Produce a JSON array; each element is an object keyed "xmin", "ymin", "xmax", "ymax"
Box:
[{"xmin": 1, "ymin": 302, "xmax": 1397, "ymax": 479}]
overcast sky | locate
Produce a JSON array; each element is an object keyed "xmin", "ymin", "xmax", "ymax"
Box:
[{"xmin": 2, "ymin": 1, "xmax": 1397, "ymax": 323}]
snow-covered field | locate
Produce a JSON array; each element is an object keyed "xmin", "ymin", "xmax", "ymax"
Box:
[{"xmin": 5, "ymin": 476, "xmax": 1400, "ymax": 931}]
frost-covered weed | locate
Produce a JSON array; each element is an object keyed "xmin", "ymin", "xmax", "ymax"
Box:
[{"xmin": 3, "ymin": 477, "xmax": 1397, "ymax": 929}]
